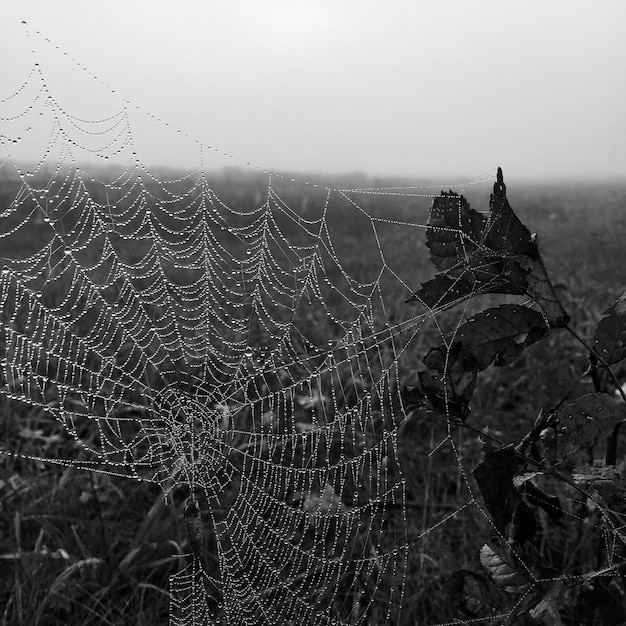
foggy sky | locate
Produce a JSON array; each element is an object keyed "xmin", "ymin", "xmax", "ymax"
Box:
[{"xmin": 2, "ymin": 0, "xmax": 625, "ymax": 180}]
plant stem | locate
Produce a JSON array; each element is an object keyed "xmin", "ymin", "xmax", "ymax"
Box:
[
  {"xmin": 89, "ymin": 471, "xmax": 111, "ymax": 570},
  {"xmin": 553, "ymin": 366, "xmax": 592, "ymax": 412}
]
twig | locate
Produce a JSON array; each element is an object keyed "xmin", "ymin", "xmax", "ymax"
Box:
[
  {"xmin": 553, "ymin": 366, "xmax": 592, "ymax": 412},
  {"xmin": 514, "ymin": 409, "xmax": 550, "ymax": 456}
]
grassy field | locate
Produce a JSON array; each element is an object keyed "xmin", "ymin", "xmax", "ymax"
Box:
[{"xmin": 1, "ymin": 169, "xmax": 625, "ymax": 624}]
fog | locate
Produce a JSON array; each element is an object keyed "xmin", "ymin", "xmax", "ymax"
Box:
[{"xmin": 1, "ymin": 0, "xmax": 625, "ymax": 181}]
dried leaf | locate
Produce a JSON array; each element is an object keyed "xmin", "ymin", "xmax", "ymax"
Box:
[
  {"xmin": 593, "ymin": 290, "xmax": 626, "ymax": 365},
  {"xmin": 572, "ymin": 464, "xmax": 621, "ymax": 486},
  {"xmin": 479, "ymin": 541, "xmax": 530, "ymax": 591},
  {"xmin": 572, "ymin": 464, "xmax": 626, "ymax": 508}
]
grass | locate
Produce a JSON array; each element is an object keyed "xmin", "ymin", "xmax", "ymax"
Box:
[
  {"xmin": 1, "ymin": 170, "xmax": 625, "ymax": 624},
  {"xmin": 1, "ymin": 400, "xmax": 178, "ymax": 624}
]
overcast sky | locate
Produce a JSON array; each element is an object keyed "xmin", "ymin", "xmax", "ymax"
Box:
[{"xmin": 1, "ymin": 0, "xmax": 625, "ymax": 180}]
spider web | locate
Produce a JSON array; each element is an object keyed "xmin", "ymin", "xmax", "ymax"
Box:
[
  {"xmin": 0, "ymin": 66, "xmax": 434, "ymax": 624},
  {"xmin": 4, "ymin": 26, "xmax": 619, "ymax": 626}
]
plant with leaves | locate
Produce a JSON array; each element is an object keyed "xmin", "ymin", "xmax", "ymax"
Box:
[{"xmin": 404, "ymin": 168, "xmax": 626, "ymax": 625}]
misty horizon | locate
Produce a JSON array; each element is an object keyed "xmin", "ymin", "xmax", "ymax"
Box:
[
  {"xmin": 1, "ymin": 1, "xmax": 625, "ymax": 182},
  {"xmin": 3, "ymin": 159, "xmax": 625, "ymax": 188}
]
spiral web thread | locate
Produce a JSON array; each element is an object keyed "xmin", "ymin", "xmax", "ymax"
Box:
[{"xmin": 1, "ymin": 27, "xmax": 596, "ymax": 626}]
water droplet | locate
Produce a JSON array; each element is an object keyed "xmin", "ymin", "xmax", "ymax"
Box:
[
  {"xmin": 244, "ymin": 350, "xmax": 254, "ymax": 358},
  {"xmin": 1, "ymin": 268, "xmax": 10, "ymax": 275},
  {"xmin": 246, "ymin": 249, "xmax": 252, "ymax": 255}
]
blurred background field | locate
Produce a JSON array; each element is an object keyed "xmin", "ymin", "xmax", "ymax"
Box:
[{"xmin": 1, "ymin": 168, "xmax": 625, "ymax": 625}]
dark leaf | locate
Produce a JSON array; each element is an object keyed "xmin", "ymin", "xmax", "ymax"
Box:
[
  {"xmin": 417, "ymin": 367, "xmax": 475, "ymax": 421},
  {"xmin": 473, "ymin": 444, "xmax": 536, "ymax": 541},
  {"xmin": 520, "ymin": 481, "xmax": 565, "ymax": 526},
  {"xmin": 514, "ymin": 250, "xmax": 570, "ymax": 329},
  {"xmin": 407, "ymin": 168, "xmax": 569, "ymax": 327},
  {"xmin": 425, "ymin": 191, "xmax": 486, "ymax": 273},
  {"xmin": 400, "ymin": 385, "xmax": 427, "ymax": 414},
  {"xmin": 419, "ymin": 341, "xmax": 477, "ymax": 420},
  {"xmin": 445, "ymin": 569, "xmax": 504, "ymax": 618},
  {"xmin": 425, "ymin": 304, "xmax": 550, "ymax": 372},
  {"xmin": 423, "ymin": 339, "xmax": 478, "ymax": 384},
  {"xmin": 593, "ymin": 290, "xmax": 626, "ymax": 365},
  {"xmin": 516, "ymin": 540, "xmax": 562, "ymax": 579},
  {"xmin": 555, "ymin": 392, "xmax": 626, "ymax": 449},
  {"xmin": 406, "ymin": 262, "xmax": 530, "ymax": 308},
  {"xmin": 424, "ymin": 177, "xmax": 536, "ymax": 277},
  {"xmin": 510, "ymin": 498, "xmax": 536, "ymax": 543},
  {"xmin": 473, "ymin": 442, "xmax": 535, "ymax": 541},
  {"xmin": 407, "ymin": 275, "xmax": 490, "ymax": 308},
  {"xmin": 484, "ymin": 170, "xmax": 538, "ymax": 258}
]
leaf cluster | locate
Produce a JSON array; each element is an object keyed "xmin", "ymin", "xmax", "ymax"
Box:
[{"xmin": 404, "ymin": 169, "xmax": 626, "ymax": 624}]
